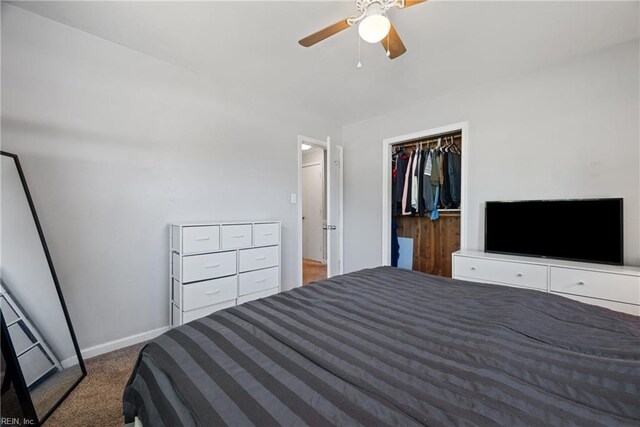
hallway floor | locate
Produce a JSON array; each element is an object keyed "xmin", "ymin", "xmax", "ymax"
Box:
[{"xmin": 303, "ymin": 258, "xmax": 327, "ymax": 285}]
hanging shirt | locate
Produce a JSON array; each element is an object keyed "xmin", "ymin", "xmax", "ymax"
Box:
[
  {"xmin": 431, "ymin": 185, "xmax": 440, "ymax": 220},
  {"xmin": 394, "ymin": 153, "xmax": 409, "ymax": 215},
  {"xmin": 424, "ymin": 150, "xmax": 432, "ymax": 176},
  {"xmin": 411, "ymin": 150, "xmax": 420, "ymax": 210},
  {"xmin": 402, "ymin": 151, "xmax": 414, "ymax": 214},
  {"xmin": 430, "ymin": 149, "xmax": 440, "ymax": 186}
]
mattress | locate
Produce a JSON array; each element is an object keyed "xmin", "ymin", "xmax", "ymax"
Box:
[{"xmin": 123, "ymin": 266, "xmax": 640, "ymax": 426}]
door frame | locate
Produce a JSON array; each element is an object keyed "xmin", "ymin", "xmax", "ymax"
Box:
[{"xmin": 380, "ymin": 121, "xmax": 469, "ymax": 266}]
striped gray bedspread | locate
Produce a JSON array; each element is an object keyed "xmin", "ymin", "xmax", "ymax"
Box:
[{"xmin": 123, "ymin": 267, "xmax": 640, "ymax": 426}]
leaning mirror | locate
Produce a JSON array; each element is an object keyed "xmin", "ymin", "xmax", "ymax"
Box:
[{"xmin": 1, "ymin": 151, "xmax": 85, "ymax": 425}]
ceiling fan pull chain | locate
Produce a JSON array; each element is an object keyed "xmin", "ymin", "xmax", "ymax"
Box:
[
  {"xmin": 386, "ymin": 32, "xmax": 391, "ymax": 57},
  {"xmin": 357, "ymin": 33, "xmax": 363, "ymax": 68}
]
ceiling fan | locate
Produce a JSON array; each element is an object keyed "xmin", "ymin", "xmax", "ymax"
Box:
[{"xmin": 298, "ymin": 0, "xmax": 426, "ymax": 60}]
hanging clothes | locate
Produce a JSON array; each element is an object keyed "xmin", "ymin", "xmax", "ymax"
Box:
[
  {"xmin": 417, "ymin": 149, "xmax": 427, "ymax": 217},
  {"xmin": 430, "ymin": 149, "xmax": 440, "ymax": 219},
  {"xmin": 411, "ymin": 149, "xmax": 421, "ymax": 211},
  {"xmin": 422, "ymin": 150, "xmax": 435, "ymax": 213},
  {"xmin": 402, "ymin": 150, "xmax": 414, "ymax": 214},
  {"xmin": 448, "ymin": 151, "xmax": 462, "ymax": 208},
  {"xmin": 393, "ymin": 151, "xmax": 409, "ymax": 215},
  {"xmin": 440, "ymin": 151, "xmax": 453, "ymax": 209}
]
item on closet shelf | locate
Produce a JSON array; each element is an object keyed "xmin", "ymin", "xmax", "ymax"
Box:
[{"xmin": 169, "ymin": 221, "xmax": 282, "ymax": 327}]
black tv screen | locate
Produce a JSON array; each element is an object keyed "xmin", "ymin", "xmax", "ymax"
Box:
[{"xmin": 485, "ymin": 198, "xmax": 623, "ymax": 265}]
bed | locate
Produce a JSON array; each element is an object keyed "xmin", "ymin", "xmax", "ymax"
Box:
[{"xmin": 123, "ymin": 267, "xmax": 640, "ymax": 426}]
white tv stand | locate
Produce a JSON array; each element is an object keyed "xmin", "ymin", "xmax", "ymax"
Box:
[{"xmin": 452, "ymin": 250, "xmax": 640, "ymax": 316}]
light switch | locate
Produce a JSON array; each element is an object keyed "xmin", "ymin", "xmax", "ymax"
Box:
[{"xmin": 290, "ymin": 193, "xmax": 297, "ymax": 204}]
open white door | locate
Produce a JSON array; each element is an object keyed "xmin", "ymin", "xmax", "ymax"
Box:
[
  {"xmin": 326, "ymin": 139, "xmax": 344, "ymax": 277},
  {"xmin": 298, "ymin": 136, "xmax": 343, "ymax": 286}
]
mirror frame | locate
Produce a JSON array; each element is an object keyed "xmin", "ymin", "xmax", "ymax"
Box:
[{"xmin": 0, "ymin": 151, "xmax": 86, "ymax": 425}]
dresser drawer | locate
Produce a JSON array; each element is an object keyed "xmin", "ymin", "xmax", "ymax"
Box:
[
  {"xmin": 183, "ymin": 276, "xmax": 237, "ymax": 311},
  {"xmin": 182, "ymin": 226, "xmax": 220, "ymax": 254},
  {"xmin": 182, "ymin": 299, "xmax": 236, "ymax": 324},
  {"xmin": 237, "ymin": 287, "xmax": 279, "ymax": 304},
  {"xmin": 455, "ymin": 256, "xmax": 548, "ymax": 290},
  {"xmin": 239, "ymin": 267, "xmax": 279, "ymax": 296},
  {"xmin": 551, "ymin": 292, "xmax": 640, "ymax": 316},
  {"xmin": 253, "ymin": 223, "xmax": 279, "ymax": 247},
  {"xmin": 182, "ymin": 251, "xmax": 236, "ymax": 283},
  {"xmin": 550, "ymin": 267, "xmax": 640, "ymax": 305},
  {"xmin": 239, "ymin": 246, "xmax": 279, "ymax": 272},
  {"xmin": 222, "ymin": 224, "xmax": 252, "ymax": 249}
]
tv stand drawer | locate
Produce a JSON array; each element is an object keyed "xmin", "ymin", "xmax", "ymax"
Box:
[
  {"xmin": 550, "ymin": 267, "xmax": 640, "ymax": 305},
  {"xmin": 454, "ymin": 256, "xmax": 548, "ymax": 290}
]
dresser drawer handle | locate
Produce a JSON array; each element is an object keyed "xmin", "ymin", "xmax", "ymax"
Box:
[
  {"xmin": 255, "ymin": 278, "xmax": 266, "ymax": 283},
  {"xmin": 232, "ymin": 234, "xmax": 245, "ymax": 238},
  {"xmin": 470, "ymin": 266, "xmax": 476, "ymax": 271},
  {"xmin": 205, "ymin": 289, "xmax": 221, "ymax": 295},
  {"xmin": 516, "ymin": 273, "xmax": 523, "ymax": 277},
  {"xmin": 195, "ymin": 237, "xmax": 211, "ymax": 241},
  {"xmin": 577, "ymin": 281, "xmax": 585, "ymax": 286},
  {"xmin": 256, "ymin": 256, "xmax": 267, "ymax": 261},
  {"xmin": 205, "ymin": 264, "xmax": 220, "ymax": 269},
  {"xmin": 262, "ymin": 232, "xmax": 273, "ymax": 236}
]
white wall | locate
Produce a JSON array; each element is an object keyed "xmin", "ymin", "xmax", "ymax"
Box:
[
  {"xmin": 343, "ymin": 39, "xmax": 640, "ymax": 272},
  {"xmin": 1, "ymin": 5, "xmax": 340, "ymax": 351}
]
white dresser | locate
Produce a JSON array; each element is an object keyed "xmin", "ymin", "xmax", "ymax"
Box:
[
  {"xmin": 452, "ymin": 250, "xmax": 640, "ymax": 316},
  {"xmin": 169, "ymin": 221, "xmax": 281, "ymax": 327}
]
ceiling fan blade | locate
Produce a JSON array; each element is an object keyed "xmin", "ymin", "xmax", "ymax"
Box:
[
  {"xmin": 381, "ymin": 24, "xmax": 407, "ymax": 59},
  {"xmin": 298, "ymin": 20, "xmax": 351, "ymax": 47},
  {"xmin": 402, "ymin": 0, "xmax": 427, "ymax": 8}
]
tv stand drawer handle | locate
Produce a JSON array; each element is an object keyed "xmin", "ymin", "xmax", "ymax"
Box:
[
  {"xmin": 205, "ymin": 264, "xmax": 220, "ymax": 269},
  {"xmin": 256, "ymin": 256, "xmax": 267, "ymax": 261},
  {"xmin": 516, "ymin": 273, "xmax": 523, "ymax": 277},
  {"xmin": 470, "ymin": 266, "xmax": 476, "ymax": 271},
  {"xmin": 205, "ymin": 289, "xmax": 221, "ymax": 295},
  {"xmin": 255, "ymin": 278, "xmax": 266, "ymax": 283},
  {"xmin": 232, "ymin": 234, "xmax": 245, "ymax": 238},
  {"xmin": 195, "ymin": 237, "xmax": 211, "ymax": 241},
  {"xmin": 262, "ymin": 232, "xmax": 273, "ymax": 236},
  {"xmin": 577, "ymin": 281, "xmax": 585, "ymax": 286}
]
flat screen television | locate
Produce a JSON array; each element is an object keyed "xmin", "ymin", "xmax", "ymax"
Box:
[{"xmin": 484, "ymin": 198, "xmax": 623, "ymax": 265}]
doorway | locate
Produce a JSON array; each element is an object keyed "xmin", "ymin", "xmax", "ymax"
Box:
[
  {"xmin": 302, "ymin": 146, "xmax": 327, "ymax": 284},
  {"xmin": 297, "ymin": 135, "xmax": 344, "ymax": 287}
]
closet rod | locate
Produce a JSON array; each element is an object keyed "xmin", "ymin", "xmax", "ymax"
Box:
[{"xmin": 394, "ymin": 133, "xmax": 461, "ymax": 148}]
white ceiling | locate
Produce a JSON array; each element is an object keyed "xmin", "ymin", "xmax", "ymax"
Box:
[{"xmin": 10, "ymin": 1, "xmax": 640, "ymax": 124}]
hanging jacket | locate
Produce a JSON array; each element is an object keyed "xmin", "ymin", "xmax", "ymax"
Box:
[
  {"xmin": 401, "ymin": 151, "xmax": 413, "ymax": 214},
  {"xmin": 440, "ymin": 151, "xmax": 453, "ymax": 209},
  {"xmin": 421, "ymin": 150, "xmax": 435, "ymax": 213},
  {"xmin": 411, "ymin": 150, "xmax": 420, "ymax": 211},
  {"xmin": 394, "ymin": 153, "xmax": 409, "ymax": 215},
  {"xmin": 448, "ymin": 152, "xmax": 462, "ymax": 208}
]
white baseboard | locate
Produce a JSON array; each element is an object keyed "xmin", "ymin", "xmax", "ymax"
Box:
[{"xmin": 61, "ymin": 326, "xmax": 170, "ymax": 368}]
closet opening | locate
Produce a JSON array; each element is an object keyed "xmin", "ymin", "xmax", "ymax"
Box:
[
  {"xmin": 383, "ymin": 123, "xmax": 467, "ymax": 277},
  {"xmin": 301, "ymin": 143, "xmax": 328, "ymax": 284}
]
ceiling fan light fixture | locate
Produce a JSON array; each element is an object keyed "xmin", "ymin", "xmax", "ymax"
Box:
[{"xmin": 358, "ymin": 14, "xmax": 391, "ymax": 43}]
